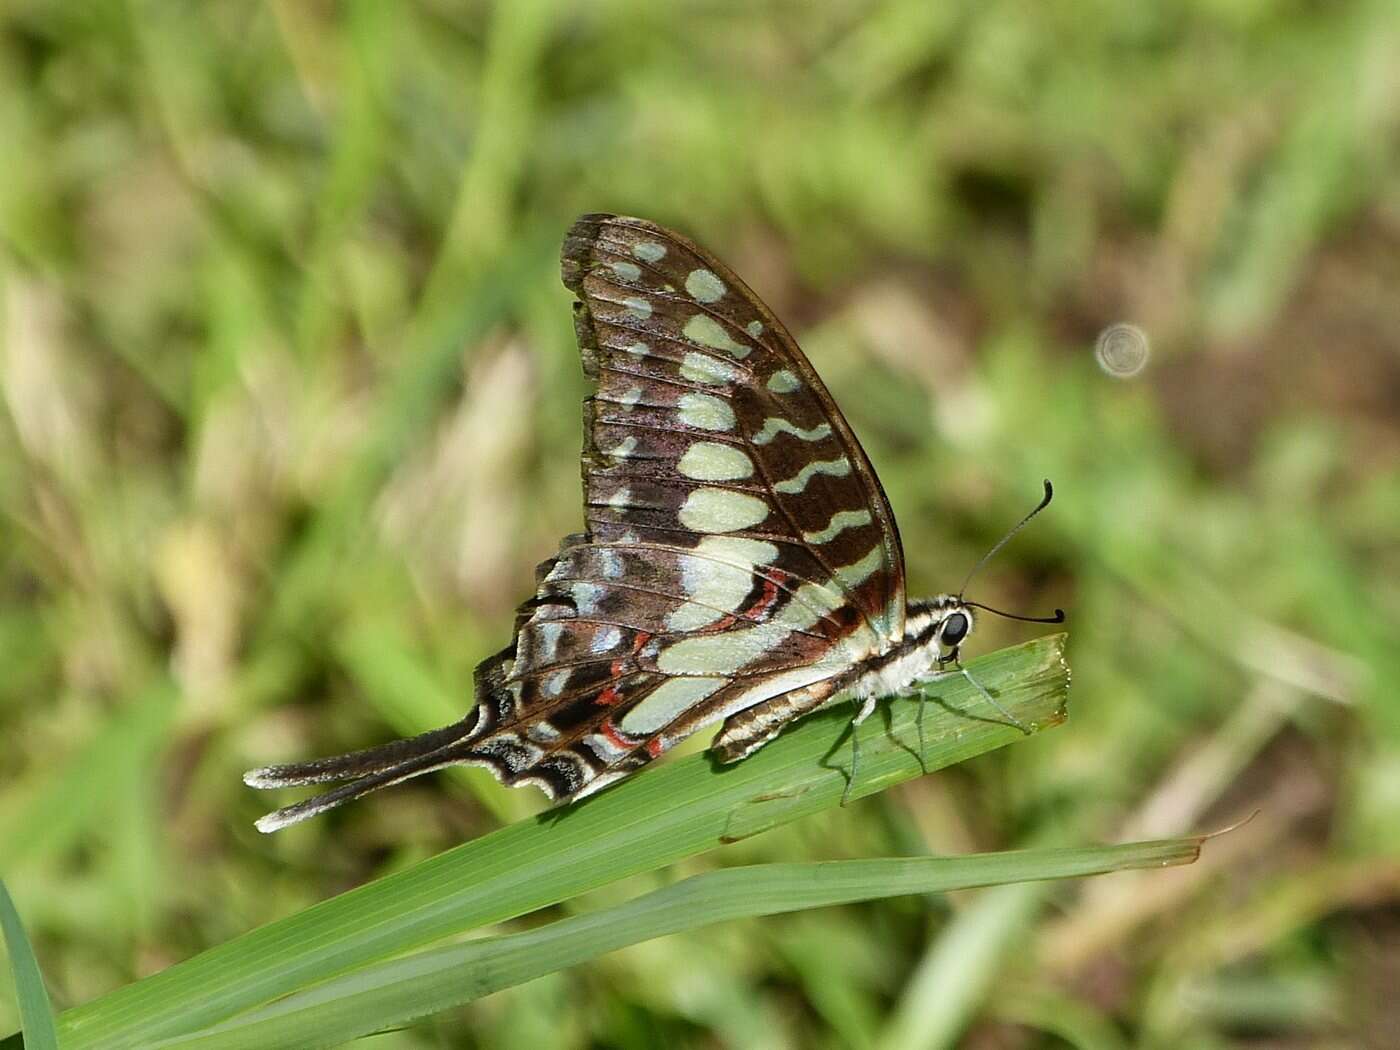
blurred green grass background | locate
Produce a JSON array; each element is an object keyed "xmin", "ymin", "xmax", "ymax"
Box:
[{"xmin": 1, "ymin": 1, "xmax": 1398, "ymax": 1047}]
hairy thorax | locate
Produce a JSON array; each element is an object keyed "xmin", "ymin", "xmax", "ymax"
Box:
[{"xmin": 847, "ymin": 595, "xmax": 971, "ymax": 702}]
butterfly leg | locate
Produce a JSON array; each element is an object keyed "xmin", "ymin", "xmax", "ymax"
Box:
[
  {"xmin": 884, "ymin": 683, "xmax": 931, "ymax": 774},
  {"xmin": 915, "ymin": 691, "xmax": 929, "ymax": 775},
  {"xmin": 951, "ymin": 661, "xmax": 1031, "ymax": 734},
  {"xmin": 841, "ymin": 695, "xmax": 880, "ymax": 806}
]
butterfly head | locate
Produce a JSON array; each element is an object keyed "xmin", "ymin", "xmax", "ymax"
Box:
[{"xmin": 905, "ymin": 596, "xmax": 976, "ymax": 665}]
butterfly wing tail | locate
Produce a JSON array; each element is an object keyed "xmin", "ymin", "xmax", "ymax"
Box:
[
  {"xmin": 247, "ymin": 645, "xmax": 525, "ymax": 830},
  {"xmin": 251, "ymin": 743, "xmax": 470, "ymax": 833},
  {"xmin": 242, "ymin": 714, "xmax": 481, "ymax": 789}
]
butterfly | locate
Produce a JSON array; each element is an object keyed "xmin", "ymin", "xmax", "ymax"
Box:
[{"xmin": 245, "ymin": 214, "xmax": 1062, "ymax": 832}]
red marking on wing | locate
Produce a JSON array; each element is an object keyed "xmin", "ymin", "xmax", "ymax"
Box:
[
  {"xmin": 601, "ymin": 720, "xmax": 633, "ymax": 750},
  {"xmin": 746, "ymin": 570, "xmax": 785, "ymax": 620},
  {"xmin": 695, "ymin": 569, "xmax": 790, "ymax": 637},
  {"xmin": 645, "ymin": 736, "xmax": 667, "ymax": 757},
  {"xmin": 596, "ymin": 630, "xmax": 654, "ymax": 706}
]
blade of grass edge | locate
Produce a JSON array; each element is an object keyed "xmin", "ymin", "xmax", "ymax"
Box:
[
  {"xmin": 32, "ymin": 634, "xmax": 1069, "ymax": 1050},
  {"xmin": 0, "ymin": 879, "xmax": 59, "ymax": 1050},
  {"xmin": 157, "ymin": 837, "xmax": 1201, "ymax": 1050}
]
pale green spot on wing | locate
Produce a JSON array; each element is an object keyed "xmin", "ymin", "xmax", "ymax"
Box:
[
  {"xmin": 685, "ymin": 268, "xmax": 726, "ymax": 303},
  {"xmin": 766, "ymin": 369, "xmax": 801, "ymax": 393},
  {"xmin": 833, "ymin": 546, "xmax": 884, "ymax": 589},
  {"xmin": 772, "ymin": 580, "xmax": 845, "ymax": 633},
  {"xmin": 619, "ymin": 677, "xmax": 728, "ymax": 735},
  {"xmin": 623, "ymin": 296, "xmax": 652, "ymax": 319},
  {"xmin": 677, "ymin": 442, "xmax": 754, "ymax": 481},
  {"xmin": 774, "ymin": 457, "xmax": 852, "ymax": 494},
  {"xmin": 677, "ymin": 392, "xmax": 736, "ymax": 431},
  {"xmin": 752, "ymin": 418, "xmax": 832, "ymax": 445},
  {"xmin": 608, "ymin": 436, "xmax": 639, "ymax": 458},
  {"xmin": 571, "ymin": 581, "xmax": 604, "ymax": 614},
  {"xmin": 666, "ymin": 568, "xmax": 749, "ymax": 631},
  {"xmin": 677, "ymin": 488, "xmax": 768, "ymax": 533},
  {"xmin": 679, "ymin": 351, "xmax": 743, "ymax": 386},
  {"xmin": 683, "ymin": 314, "xmax": 751, "ymax": 359},
  {"xmin": 655, "ymin": 623, "xmax": 798, "ymax": 675},
  {"xmin": 600, "ymin": 550, "xmax": 624, "ymax": 578},
  {"xmin": 665, "ymin": 602, "xmax": 726, "ymax": 632},
  {"xmin": 610, "ymin": 260, "xmax": 642, "ymax": 282},
  {"xmin": 633, "ymin": 241, "xmax": 667, "ymax": 263},
  {"xmin": 526, "ymin": 721, "xmax": 561, "ymax": 743},
  {"xmin": 694, "ymin": 536, "xmax": 780, "ymax": 565},
  {"xmin": 665, "ymin": 536, "xmax": 780, "ymax": 632},
  {"xmin": 536, "ymin": 621, "xmax": 564, "ymax": 661},
  {"xmin": 803, "ymin": 508, "xmax": 873, "ymax": 544}
]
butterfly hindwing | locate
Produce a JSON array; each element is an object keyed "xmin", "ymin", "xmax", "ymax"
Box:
[{"xmin": 465, "ymin": 532, "xmax": 865, "ymax": 801}]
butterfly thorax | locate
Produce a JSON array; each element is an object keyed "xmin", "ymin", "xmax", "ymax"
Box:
[{"xmin": 847, "ymin": 596, "xmax": 973, "ymax": 702}]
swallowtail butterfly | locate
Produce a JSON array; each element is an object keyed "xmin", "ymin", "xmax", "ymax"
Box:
[{"xmin": 246, "ymin": 214, "xmax": 1061, "ymax": 832}]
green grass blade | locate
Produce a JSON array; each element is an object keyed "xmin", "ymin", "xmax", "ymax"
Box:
[
  {"xmin": 0, "ymin": 880, "xmax": 59, "ymax": 1050},
  {"xmin": 156, "ymin": 837, "xmax": 1200, "ymax": 1050},
  {"xmin": 44, "ymin": 634, "xmax": 1068, "ymax": 1049},
  {"xmin": 0, "ymin": 684, "xmax": 174, "ymax": 868},
  {"xmin": 876, "ymin": 880, "xmax": 1043, "ymax": 1050}
]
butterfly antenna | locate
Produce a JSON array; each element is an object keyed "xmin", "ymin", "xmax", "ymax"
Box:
[
  {"xmin": 963, "ymin": 601, "xmax": 1065, "ymax": 625},
  {"xmin": 957, "ymin": 479, "xmax": 1055, "ymax": 600}
]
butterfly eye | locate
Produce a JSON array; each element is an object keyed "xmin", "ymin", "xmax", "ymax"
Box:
[{"xmin": 940, "ymin": 612, "xmax": 969, "ymax": 646}]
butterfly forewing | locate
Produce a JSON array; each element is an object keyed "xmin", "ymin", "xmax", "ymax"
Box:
[{"xmin": 564, "ymin": 214, "xmax": 906, "ymax": 642}]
